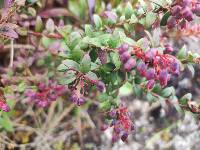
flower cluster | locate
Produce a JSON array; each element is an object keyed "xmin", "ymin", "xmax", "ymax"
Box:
[
  {"xmin": 132, "ymin": 46, "xmax": 180, "ymax": 89},
  {"xmin": 25, "ymin": 81, "xmax": 65, "ymax": 107},
  {"xmin": 0, "ymin": 99, "xmax": 10, "ymax": 112},
  {"xmin": 101, "ymin": 106, "xmax": 134, "ymax": 142},
  {"xmin": 118, "ymin": 44, "xmax": 136, "ymax": 72},
  {"xmin": 167, "ymin": 0, "xmax": 200, "ymax": 29},
  {"xmin": 68, "ymin": 69, "xmax": 106, "ymax": 106}
]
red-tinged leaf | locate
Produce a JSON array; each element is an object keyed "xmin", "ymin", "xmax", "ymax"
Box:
[
  {"xmin": 88, "ymin": 0, "xmax": 95, "ymax": 20},
  {"xmin": 4, "ymin": 0, "xmax": 12, "ymax": 8},
  {"xmin": 0, "ymin": 26, "xmax": 18, "ymax": 39},
  {"xmin": 39, "ymin": 8, "xmax": 73, "ymax": 18}
]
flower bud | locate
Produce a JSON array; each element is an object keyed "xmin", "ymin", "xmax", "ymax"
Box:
[
  {"xmin": 70, "ymin": 93, "xmax": 78, "ymax": 103},
  {"xmin": 179, "ymin": 20, "xmax": 187, "ymax": 29},
  {"xmin": 181, "ymin": 7, "xmax": 193, "ymax": 21},
  {"xmin": 100, "ymin": 124, "xmax": 109, "ymax": 131},
  {"xmin": 167, "ymin": 16, "xmax": 177, "ymax": 29},
  {"xmin": 109, "ymin": 109, "xmax": 117, "ymax": 118},
  {"xmin": 171, "ymin": 5, "xmax": 181, "ymax": 16},
  {"xmin": 121, "ymin": 132, "xmax": 128, "ymax": 142},
  {"xmin": 192, "ymin": 4, "xmax": 200, "ymax": 16},
  {"xmin": 114, "ymin": 125, "xmax": 121, "ymax": 134},
  {"xmin": 96, "ymin": 81, "xmax": 105, "ymax": 92},
  {"xmin": 145, "ymin": 48, "xmax": 157, "ymax": 61},
  {"xmin": 170, "ymin": 60, "xmax": 180, "ymax": 75},
  {"xmin": 120, "ymin": 51, "xmax": 131, "ymax": 63},
  {"xmin": 118, "ymin": 44, "xmax": 129, "ymax": 54},
  {"xmin": 164, "ymin": 44, "xmax": 174, "ymax": 53},
  {"xmin": 98, "ymin": 49, "xmax": 107, "ymax": 64},
  {"xmin": 159, "ymin": 69, "xmax": 169, "ymax": 87},
  {"xmin": 137, "ymin": 61, "xmax": 147, "ymax": 77},
  {"xmin": 145, "ymin": 68, "xmax": 155, "ymax": 80},
  {"xmin": 182, "ymin": 0, "xmax": 191, "ymax": 6},
  {"xmin": 146, "ymin": 80, "xmax": 155, "ymax": 90},
  {"xmin": 1, "ymin": 103, "xmax": 10, "ymax": 112},
  {"xmin": 77, "ymin": 97, "xmax": 86, "ymax": 106},
  {"xmin": 124, "ymin": 58, "xmax": 136, "ymax": 72},
  {"xmin": 38, "ymin": 82, "xmax": 46, "ymax": 91}
]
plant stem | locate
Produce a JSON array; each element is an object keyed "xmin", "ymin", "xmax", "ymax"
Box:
[{"xmin": 9, "ymin": 39, "xmax": 14, "ymax": 68}]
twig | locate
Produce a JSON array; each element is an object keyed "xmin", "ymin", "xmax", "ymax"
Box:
[
  {"xmin": 9, "ymin": 39, "xmax": 14, "ymax": 68},
  {"xmin": 48, "ymin": 103, "xmax": 74, "ymax": 129},
  {"xmin": 4, "ymin": 44, "xmax": 35, "ymax": 50}
]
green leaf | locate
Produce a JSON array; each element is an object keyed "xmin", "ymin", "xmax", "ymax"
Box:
[
  {"xmin": 35, "ymin": 16, "xmax": 43, "ymax": 32},
  {"xmin": 99, "ymin": 100, "xmax": 111, "ymax": 111},
  {"xmin": 136, "ymin": 37, "xmax": 150, "ymax": 51},
  {"xmin": 85, "ymin": 24, "xmax": 93, "ymax": 37},
  {"xmin": 187, "ymin": 64, "xmax": 195, "ymax": 77},
  {"xmin": 160, "ymin": 11, "xmax": 170, "ymax": 26},
  {"xmin": 123, "ymin": 37, "xmax": 136, "ymax": 45},
  {"xmin": 82, "ymin": 36, "xmax": 102, "ymax": 47},
  {"xmin": 177, "ymin": 45, "xmax": 187, "ymax": 60},
  {"xmin": 130, "ymin": 13, "xmax": 138, "ymax": 24},
  {"xmin": 119, "ymin": 82, "xmax": 133, "ymax": 96},
  {"xmin": 93, "ymin": 14, "xmax": 102, "ymax": 30},
  {"xmin": 145, "ymin": 12, "xmax": 157, "ymax": 28},
  {"xmin": 85, "ymin": 71, "xmax": 98, "ymax": 80},
  {"xmin": 179, "ymin": 93, "xmax": 192, "ymax": 105},
  {"xmin": 125, "ymin": 2, "xmax": 134, "ymax": 19},
  {"xmin": 110, "ymin": 52, "xmax": 121, "ymax": 70},
  {"xmin": 41, "ymin": 37, "xmax": 53, "ymax": 48},
  {"xmin": 58, "ymin": 71, "xmax": 76, "ymax": 85},
  {"xmin": 17, "ymin": 82, "xmax": 26, "ymax": 93},
  {"xmin": 108, "ymin": 35, "xmax": 120, "ymax": 48},
  {"xmin": 62, "ymin": 59, "xmax": 79, "ymax": 70},
  {"xmin": 70, "ymin": 49, "xmax": 84, "ymax": 61},
  {"xmin": 57, "ymin": 64, "xmax": 68, "ymax": 72},
  {"xmin": 0, "ymin": 115, "xmax": 13, "ymax": 132},
  {"xmin": 161, "ymin": 86, "xmax": 175, "ymax": 98},
  {"xmin": 146, "ymin": 92, "xmax": 156, "ymax": 104},
  {"xmin": 79, "ymin": 54, "xmax": 91, "ymax": 73},
  {"xmin": 97, "ymin": 93, "xmax": 109, "ymax": 102}
]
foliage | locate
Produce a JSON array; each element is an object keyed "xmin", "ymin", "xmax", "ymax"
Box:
[{"xmin": 0, "ymin": 0, "xmax": 200, "ymax": 145}]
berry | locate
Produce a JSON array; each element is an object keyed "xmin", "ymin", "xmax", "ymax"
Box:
[
  {"xmin": 97, "ymin": 49, "xmax": 107, "ymax": 64},
  {"xmin": 192, "ymin": 4, "xmax": 200, "ymax": 16},
  {"xmin": 171, "ymin": 5, "xmax": 182, "ymax": 16},
  {"xmin": 181, "ymin": 7, "xmax": 193, "ymax": 21},
  {"xmin": 118, "ymin": 44, "xmax": 129, "ymax": 54},
  {"xmin": 164, "ymin": 44, "xmax": 174, "ymax": 53},
  {"xmin": 120, "ymin": 51, "xmax": 131, "ymax": 63},
  {"xmin": 167, "ymin": 16, "xmax": 177, "ymax": 29},
  {"xmin": 179, "ymin": 19, "xmax": 187, "ymax": 29},
  {"xmin": 137, "ymin": 61, "xmax": 147, "ymax": 77},
  {"xmin": 109, "ymin": 109, "xmax": 117, "ymax": 118},
  {"xmin": 159, "ymin": 69, "xmax": 169, "ymax": 87},
  {"xmin": 70, "ymin": 94, "xmax": 78, "ymax": 103},
  {"xmin": 96, "ymin": 81, "xmax": 105, "ymax": 92},
  {"xmin": 145, "ymin": 68, "xmax": 155, "ymax": 80},
  {"xmin": 170, "ymin": 60, "xmax": 180, "ymax": 75},
  {"xmin": 121, "ymin": 132, "xmax": 128, "ymax": 142},
  {"xmin": 146, "ymin": 80, "xmax": 155, "ymax": 90},
  {"xmin": 124, "ymin": 58, "xmax": 136, "ymax": 72},
  {"xmin": 25, "ymin": 81, "xmax": 65, "ymax": 107},
  {"xmin": 145, "ymin": 48, "xmax": 157, "ymax": 61},
  {"xmin": 100, "ymin": 124, "xmax": 109, "ymax": 131},
  {"xmin": 0, "ymin": 101, "xmax": 10, "ymax": 112},
  {"xmin": 77, "ymin": 97, "xmax": 86, "ymax": 106},
  {"xmin": 182, "ymin": 0, "xmax": 191, "ymax": 6}
]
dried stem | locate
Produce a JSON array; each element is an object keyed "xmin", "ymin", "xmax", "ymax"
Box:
[{"xmin": 9, "ymin": 39, "xmax": 14, "ymax": 68}]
